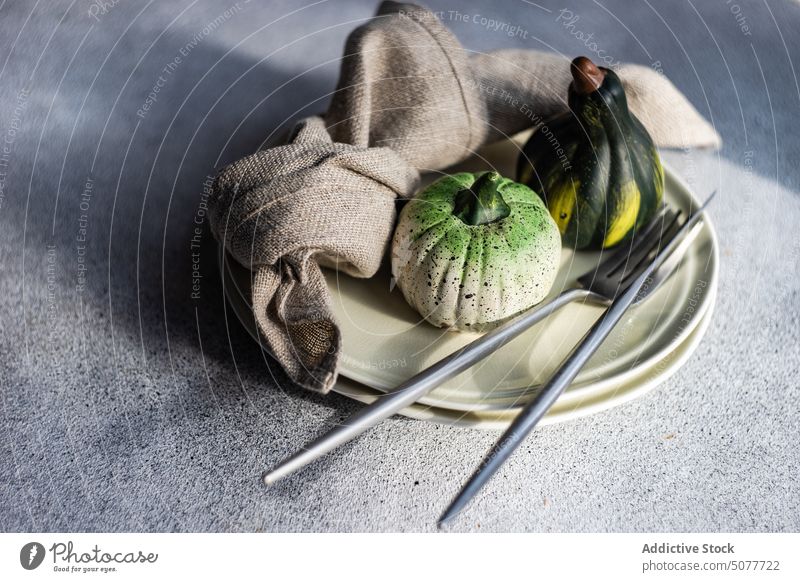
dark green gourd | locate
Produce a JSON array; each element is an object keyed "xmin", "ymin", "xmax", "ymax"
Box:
[{"xmin": 517, "ymin": 56, "xmax": 664, "ymax": 249}]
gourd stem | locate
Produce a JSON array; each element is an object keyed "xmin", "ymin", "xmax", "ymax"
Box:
[
  {"xmin": 453, "ymin": 172, "xmax": 511, "ymax": 226},
  {"xmin": 571, "ymin": 56, "xmax": 605, "ymax": 95}
]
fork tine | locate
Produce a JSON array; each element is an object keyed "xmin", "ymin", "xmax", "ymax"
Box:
[
  {"xmin": 577, "ymin": 204, "xmax": 669, "ymax": 290},
  {"xmin": 619, "ymin": 192, "xmax": 717, "ymax": 291},
  {"xmin": 617, "ymin": 210, "xmax": 683, "ymax": 289},
  {"xmin": 610, "ymin": 209, "xmax": 681, "ymax": 278},
  {"xmin": 609, "ymin": 209, "xmax": 677, "ymax": 276}
]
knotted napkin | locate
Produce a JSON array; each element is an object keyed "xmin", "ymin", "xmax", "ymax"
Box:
[{"xmin": 208, "ymin": 1, "xmax": 720, "ymax": 393}]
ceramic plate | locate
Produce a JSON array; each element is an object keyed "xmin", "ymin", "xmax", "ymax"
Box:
[
  {"xmin": 220, "ymin": 132, "xmax": 717, "ymax": 413},
  {"xmin": 222, "ymin": 247, "xmax": 714, "ymax": 428},
  {"xmin": 331, "ymin": 296, "xmax": 714, "ymax": 428}
]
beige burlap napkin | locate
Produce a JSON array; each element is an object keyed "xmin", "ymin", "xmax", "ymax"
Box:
[{"xmin": 208, "ymin": 1, "xmax": 720, "ymax": 394}]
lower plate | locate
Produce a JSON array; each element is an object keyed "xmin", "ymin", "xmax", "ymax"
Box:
[
  {"xmin": 332, "ymin": 297, "xmax": 714, "ymax": 429},
  {"xmin": 220, "ymin": 242, "xmax": 715, "ymax": 427}
]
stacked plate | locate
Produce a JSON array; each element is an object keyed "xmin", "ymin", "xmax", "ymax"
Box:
[{"xmin": 220, "ymin": 135, "xmax": 718, "ymax": 429}]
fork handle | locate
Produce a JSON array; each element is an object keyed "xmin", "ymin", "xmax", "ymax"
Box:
[{"xmin": 263, "ymin": 287, "xmax": 592, "ymax": 485}]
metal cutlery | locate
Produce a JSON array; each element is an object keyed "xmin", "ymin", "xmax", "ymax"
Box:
[
  {"xmin": 263, "ymin": 195, "xmax": 713, "ymax": 487},
  {"xmin": 437, "ymin": 194, "xmax": 715, "ymax": 526}
]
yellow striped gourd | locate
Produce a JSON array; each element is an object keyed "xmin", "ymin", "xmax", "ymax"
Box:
[{"xmin": 518, "ymin": 56, "xmax": 664, "ymax": 249}]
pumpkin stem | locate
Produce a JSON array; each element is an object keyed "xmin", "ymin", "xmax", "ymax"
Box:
[
  {"xmin": 453, "ymin": 171, "xmax": 511, "ymax": 226},
  {"xmin": 570, "ymin": 56, "xmax": 605, "ymax": 94}
]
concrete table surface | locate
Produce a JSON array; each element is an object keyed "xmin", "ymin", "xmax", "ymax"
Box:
[{"xmin": 0, "ymin": 0, "xmax": 798, "ymax": 532}]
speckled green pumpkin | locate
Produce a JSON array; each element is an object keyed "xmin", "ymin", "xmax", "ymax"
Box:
[
  {"xmin": 391, "ymin": 171, "xmax": 561, "ymax": 331},
  {"xmin": 517, "ymin": 58, "xmax": 664, "ymax": 250}
]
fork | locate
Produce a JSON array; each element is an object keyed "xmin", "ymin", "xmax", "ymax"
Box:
[
  {"xmin": 263, "ymin": 199, "xmax": 709, "ymax": 486},
  {"xmin": 437, "ymin": 195, "xmax": 714, "ymax": 525}
]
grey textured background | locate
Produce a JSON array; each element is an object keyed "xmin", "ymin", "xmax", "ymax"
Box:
[{"xmin": 1, "ymin": 0, "xmax": 798, "ymax": 532}]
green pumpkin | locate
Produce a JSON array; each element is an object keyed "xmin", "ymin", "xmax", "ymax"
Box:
[
  {"xmin": 517, "ymin": 56, "xmax": 664, "ymax": 249},
  {"xmin": 391, "ymin": 171, "xmax": 561, "ymax": 331}
]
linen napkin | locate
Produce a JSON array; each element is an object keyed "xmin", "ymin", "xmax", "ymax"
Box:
[{"xmin": 208, "ymin": 1, "xmax": 720, "ymax": 393}]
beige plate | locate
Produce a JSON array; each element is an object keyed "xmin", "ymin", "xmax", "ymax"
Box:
[
  {"xmin": 332, "ymin": 297, "xmax": 714, "ymax": 428},
  {"xmin": 220, "ymin": 133, "xmax": 718, "ymax": 414},
  {"xmin": 222, "ymin": 250, "xmax": 714, "ymax": 428}
]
